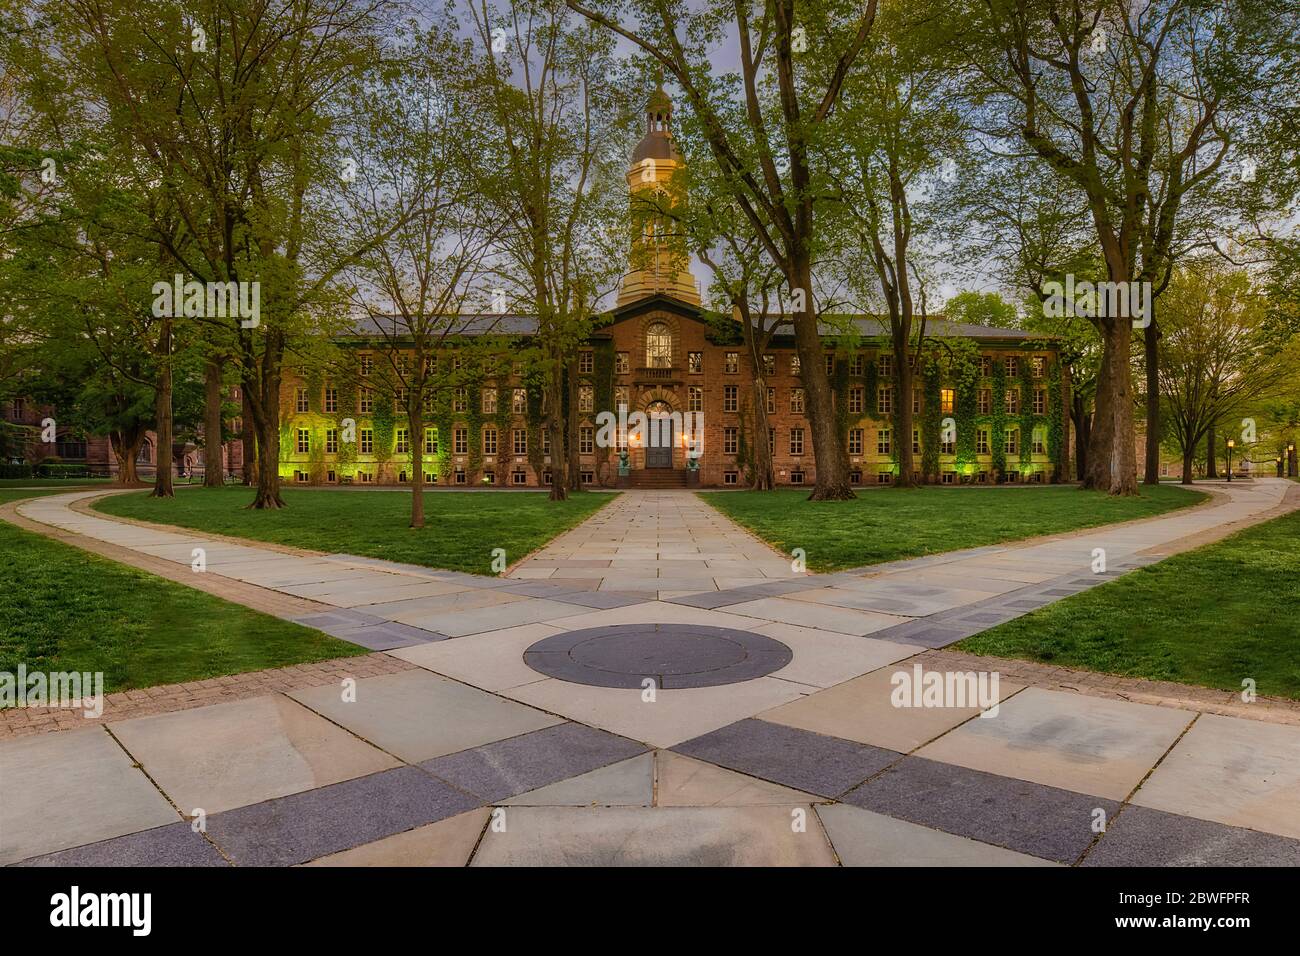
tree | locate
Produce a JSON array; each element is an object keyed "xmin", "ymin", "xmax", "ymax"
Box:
[
  {"xmin": 568, "ymin": 0, "xmax": 882, "ymax": 499},
  {"xmin": 959, "ymin": 0, "xmax": 1288, "ymax": 494},
  {"xmin": 1158, "ymin": 263, "xmax": 1294, "ymax": 483},
  {"xmin": 340, "ymin": 17, "xmax": 500, "ymax": 527},
  {"xmin": 469, "ymin": 0, "xmax": 630, "ymax": 502}
]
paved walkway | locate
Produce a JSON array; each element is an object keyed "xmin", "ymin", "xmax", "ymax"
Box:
[{"xmin": 3, "ymin": 480, "xmax": 1300, "ymax": 867}]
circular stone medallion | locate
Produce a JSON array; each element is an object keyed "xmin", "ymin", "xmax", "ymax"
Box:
[{"xmin": 523, "ymin": 624, "xmax": 792, "ymax": 689}]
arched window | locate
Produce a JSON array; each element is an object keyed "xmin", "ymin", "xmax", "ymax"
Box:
[
  {"xmin": 645, "ymin": 322, "xmax": 672, "ymax": 368},
  {"xmin": 137, "ymin": 440, "xmax": 152, "ymax": 464}
]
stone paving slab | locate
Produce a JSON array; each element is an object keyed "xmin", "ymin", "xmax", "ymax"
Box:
[
  {"xmin": 470, "ymin": 806, "xmax": 836, "ymax": 866},
  {"xmin": 673, "ymin": 719, "xmax": 900, "ymax": 798},
  {"xmin": 502, "ymin": 753, "xmax": 656, "ymax": 807},
  {"xmin": 421, "ymin": 722, "xmax": 647, "ymax": 803},
  {"xmin": 301, "ymin": 808, "xmax": 491, "ymax": 866},
  {"xmin": 288, "ymin": 670, "xmax": 562, "ymax": 763},
  {"xmin": 109, "ymin": 694, "xmax": 400, "ymax": 814},
  {"xmin": 656, "ymin": 751, "xmax": 814, "ymax": 806},
  {"xmin": 1080, "ymin": 805, "xmax": 1300, "ymax": 867},
  {"xmin": 206, "ymin": 766, "xmax": 483, "ymax": 867},
  {"xmin": 816, "ymin": 804, "xmax": 1059, "ymax": 867},
  {"xmin": 15, "ymin": 822, "xmax": 228, "ymax": 868},
  {"xmin": 0, "ymin": 727, "xmax": 179, "ymax": 865},
  {"xmin": 844, "ymin": 757, "xmax": 1120, "ymax": 864}
]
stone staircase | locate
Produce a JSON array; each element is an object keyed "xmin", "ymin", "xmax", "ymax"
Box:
[{"xmin": 628, "ymin": 470, "xmax": 688, "ymax": 489}]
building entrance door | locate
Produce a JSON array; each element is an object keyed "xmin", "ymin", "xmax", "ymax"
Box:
[{"xmin": 646, "ymin": 403, "xmax": 674, "ymax": 469}]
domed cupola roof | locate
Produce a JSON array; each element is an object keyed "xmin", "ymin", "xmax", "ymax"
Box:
[{"xmin": 631, "ymin": 84, "xmax": 681, "ymax": 163}]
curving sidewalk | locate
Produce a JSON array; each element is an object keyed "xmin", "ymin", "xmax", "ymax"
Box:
[{"xmin": 3, "ymin": 479, "xmax": 1300, "ymax": 867}]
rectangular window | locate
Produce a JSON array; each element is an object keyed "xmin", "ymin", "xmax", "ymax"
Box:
[
  {"xmin": 850, "ymin": 354, "xmax": 865, "ymax": 376},
  {"xmin": 453, "ymin": 388, "xmax": 467, "ymax": 413},
  {"xmin": 789, "ymin": 428, "xmax": 804, "ymax": 455},
  {"xmin": 512, "ymin": 471, "xmax": 527, "ymax": 485},
  {"xmin": 483, "ymin": 426, "xmax": 498, "ymax": 455},
  {"xmin": 878, "ymin": 354, "xmax": 893, "ymax": 377},
  {"xmin": 913, "ymin": 390, "xmax": 921, "ymax": 415},
  {"xmin": 579, "ymin": 427, "xmax": 594, "ymax": 454},
  {"xmin": 940, "ymin": 388, "xmax": 955, "ymax": 414},
  {"xmin": 913, "ymin": 428, "xmax": 921, "ymax": 455},
  {"xmin": 396, "ymin": 388, "xmax": 409, "ymax": 413},
  {"xmin": 513, "ymin": 388, "xmax": 527, "ymax": 414},
  {"xmin": 326, "ymin": 429, "xmax": 339, "ymax": 454},
  {"xmin": 359, "ymin": 388, "xmax": 374, "ymax": 414},
  {"xmin": 296, "ymin": 388, "xmax": 309, "ymax": 413},
  {"xmin": 766, "ymin": 387, "xmax": 776, "ymax": 414},
  {"xmin": 724, "ymin": 427, "xmax": 738, "ymax": 455},
  {"xmin": 1005, "ymin": 389, "xmax": 1020, "ymax": 415},
  {"xmin": 790, "ymin": 354, "xmax": 801, "ymax": 375},
  {"xmin": 423, "ymin": 391, "xmax": 435, "ymax": 414},
  {"xmin": 979, "ymin": 356, "xmax": 992, "ymax": 377},
  {"xmin": 359, "ymin": 429, "xmax": 374, "ymax": 454},
  {"xmin": 978, "ymin": 389, "xmax": 991, "ymax": 415},
  {"xmin": 941, "ymin": 434, "xmax": 955, "ymax": 455},
  {"xmin": 976, "ymin": 428, "xmax": 990, "ymax": 454},
  {"xmin": 724, "ymin": 352, "xmax": 739, "ymax": 374},
  {"xmin": 877, "ymin": 472, "xmax": 892, "ymax": 484},
  {"xmin": 724, "ymin": 471, "xmax": 738, "ymax": 485},
  {"xmin": 324, "ymin": 387, "xmax": 337, "ymax": 413},
  {"xmin": 616, "ymin": 386, "xmax": 630, "ymax": 410},
  {"xmin": 454, "ymin": 427, "xmax": 467, "ymax": 455},
  {"xmin": 848, "ymin": 428, "xmax": 863, "ymax": 456},
  {"xmin": 763, "ymin": 354, "xmax": 775, "ymax": 376},
  {"xmin": 578, "ymin": 351, "xmax": 593, "ymax": 374},
  {"xmin": 688, "ymin": 351, "xmax": 703, "ymax": 373},
  {"xmin": 688, "ymin": 386, "xmax": 703, "ymax": 412},
  {"xmin": 482, "ymin": 390, "xmax": 498, "ymax": 415},
  {"xmin": 425, "ymin": 427, "xmax": 437, "ymax": 455},
  {"xmin": 1033, "ymin": 388, "xmax": 1046, "ymax": 415},
  {"xmin": 877, "ymin": 428, "xmax": 892, "ymax": 455},
  {"xmin": 616, "ymin": 352, "xmax": 629, "ymax": 374},
  {"xmin": 359, "ymin": 354, "xmax": 373, "ymax": 377},
  {"xmin": 1005, "ymin": 428, "xmax": 1019, "ymax": 455},
  {"xmin": 878, "ymin": 386, "xmax": 893, "ymax": 415},
  {"xmin": 849, "ymin": 387, "xmax": 864, "ymax": 414},
  {"xmin": 578, "ymin": 385, "xmax": 594, "ymax": 413},
  {"xmin": 513, "ymin": 428, "xmax": 527, "ymax": 455},
  {"xmin": 768, "ymin": 428, "xmax": 774, "ymax": 455},
  {"xmin": 1033, "ymin": 427, "xmax": 1046, "ymax": 454},
  {"xmin": 789, "ymin": 388, "xmax": 805, "ymax": 414},
  {"xmin": 825, "ymin": 353, "xmax": 836, "ymax": 376},
  {"xmin": 1032, "ymin": 356, "xmax": 1045, "ymax": 378},
  {"xmin": 424, "ymin": 355, "xmax": 437, "ymax": 376},
  {"xmin": 296, "ymin": 428, "xmax": 309, "ymax": 454},
  {"xmin": 724, "ymin": 385, "xmax": 738, "ymax": 412},
  {"xmin": 1005, "ymin": 356, "xmax": 1018, "ymax": 377},
  {"xmin": 395, "ymin": 428, "xmax": 410, "ymax": 454}
]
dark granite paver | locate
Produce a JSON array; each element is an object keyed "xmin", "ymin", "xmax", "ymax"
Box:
[
  {"xmin": 206, "ymin": 767, "xmax": 480, "ymax": 866},
  {"xmin": 673, "ymin": 719, "xmax": 900, "ymax": 798},
  {"xmin": 336, "ymin": 621, "xmax": 445, "ymax": 650},
  {"xmin": 1081, "ymin": 806, "xmax": 1300, "ymax": 867},
  {"xmin": 15, "ymin": 822, "xmax": 228, "ymax": 867},
  {"xmin": 421, "ymin": 723, "xmax": 647, "ymax": 803},
  {"xmin": 843, "ymin": 757, "xmax": 1119, "ymax": 864}
]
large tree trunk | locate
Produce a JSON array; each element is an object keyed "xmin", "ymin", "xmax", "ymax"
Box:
[
  {"xmin": 240, "ymin": 384, "xmax": 256, "ymax": 485},
  {"xmin": 246, "ymin": 338, "xmax": 286, "ymax": 509},
  {"xmin": 892, "ymin": 340, "xmax": 915, "ymax": 488},
  {"xmin": 565, "ymin": 362, "xmax": 582, "ymax": 493},
  {"xmin": 1181, "ymin": 435, "xmax": 1195, "ymax": 485},
  {"xmin": 790, "ymin": 254, "xmax": 853, "ymax": 500},
  {"xmin": 409, "ymin": 402, "xmax": 424, "ymax": 529},
  {"xmin": 151, "ymin": 316, "xmax": 175, "ymax": 498},
  {"xmin": 748, "ymin": 376, "xmax": 774, "ymax": 490},
  {"xmin": 546, "ymin": 362, "xmax": 568, "ymax": 501},
  {"xmin": 204, "ymin": 355, "xmax": 225, "ymax": 487},
  {"xmin": 1071, "ymin": 394, "xmax": 1090, "ymax": 482},
  {"xmin": 1205, "ymin": 422, "xmax": 1218, "ymax": 478},
  {"xmin": 1143, "ymin": 318, "xmax": 1161, "ymax": 485},
  {"xmin": 111, "ymin": 428, "xmax": 144, "ymax": 485},
  {"xmin": 1084, "ymin": 318, "xmax": 1137, "ymax": 495}
]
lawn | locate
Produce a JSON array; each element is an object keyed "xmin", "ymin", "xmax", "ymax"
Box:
[
  {"xmin": 94, "ymin": 486, "xmax": 613, "ymax": 574},
  {"xmin": 0, "ymin": 490, "xmax": 366, "ymax": 695},
  {"xmin": 701, "ymin": 484, "xmax": 1205, "ymax": 572},
  {"xmin": 957, "ymin": 508, "xmax": 1300, "ymax": 700}
]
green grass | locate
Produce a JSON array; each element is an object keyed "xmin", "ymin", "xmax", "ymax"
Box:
[
  {"xmin": 94, "ymin": 486, "xmax": 613, "ymax": 574},
  {"xmin": 701, "ymin": 484, "xmax": 1205, "ymax": 572},
  {"xmin": 0, "ymin": 490, "xmax": 366, "ymax": 695},
  {"xmin": 957, "ymin": 509, "xmax": 1300, "ymax": 700}
]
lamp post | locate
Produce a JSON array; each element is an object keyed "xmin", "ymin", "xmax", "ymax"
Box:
[{"xmin": 1226, "ymin": 438, "xmax": 1235, "ymax": 482}]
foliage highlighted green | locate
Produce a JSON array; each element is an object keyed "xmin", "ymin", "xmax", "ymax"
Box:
[
  {"xmin": 702, "ymin": 484, "xmax": 1205, "ymax": 572},
  {"xmin": 957, "ymin": 509, "xmax": 1300, "ymax": 700},
  {"xmin": 95, "ymin": 486, "xmax": 612, "ymax": 574},
  {"xmin": 0, "ymin": 491, "xmax": 364, "ymax": 695}
]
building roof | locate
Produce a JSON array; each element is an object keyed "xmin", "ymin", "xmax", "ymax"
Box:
[{"xmin": 340, "ymin": 307, "xmax": 1053, "ymax": 345}]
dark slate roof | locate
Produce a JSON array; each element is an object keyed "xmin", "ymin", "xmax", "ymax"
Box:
[
  {"xmin": 343, "ymin": 313, "xmax": 539, "ymax": 339},
  {"xmin": 819, "ymin": 315, "xmax": 1048, "ymax": 341}
]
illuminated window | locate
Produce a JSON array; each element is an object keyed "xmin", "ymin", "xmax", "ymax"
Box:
[
  {"xmin": 645, "ymin": 322, "xmax": 673, "ymax": 368},
  {"xmin": 940, "ymin": 388, "xmax": 955, "ymax": 414},
  {"xmin": 790, "ymin": 388, "xmax": 804, "ymax": 414}
]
